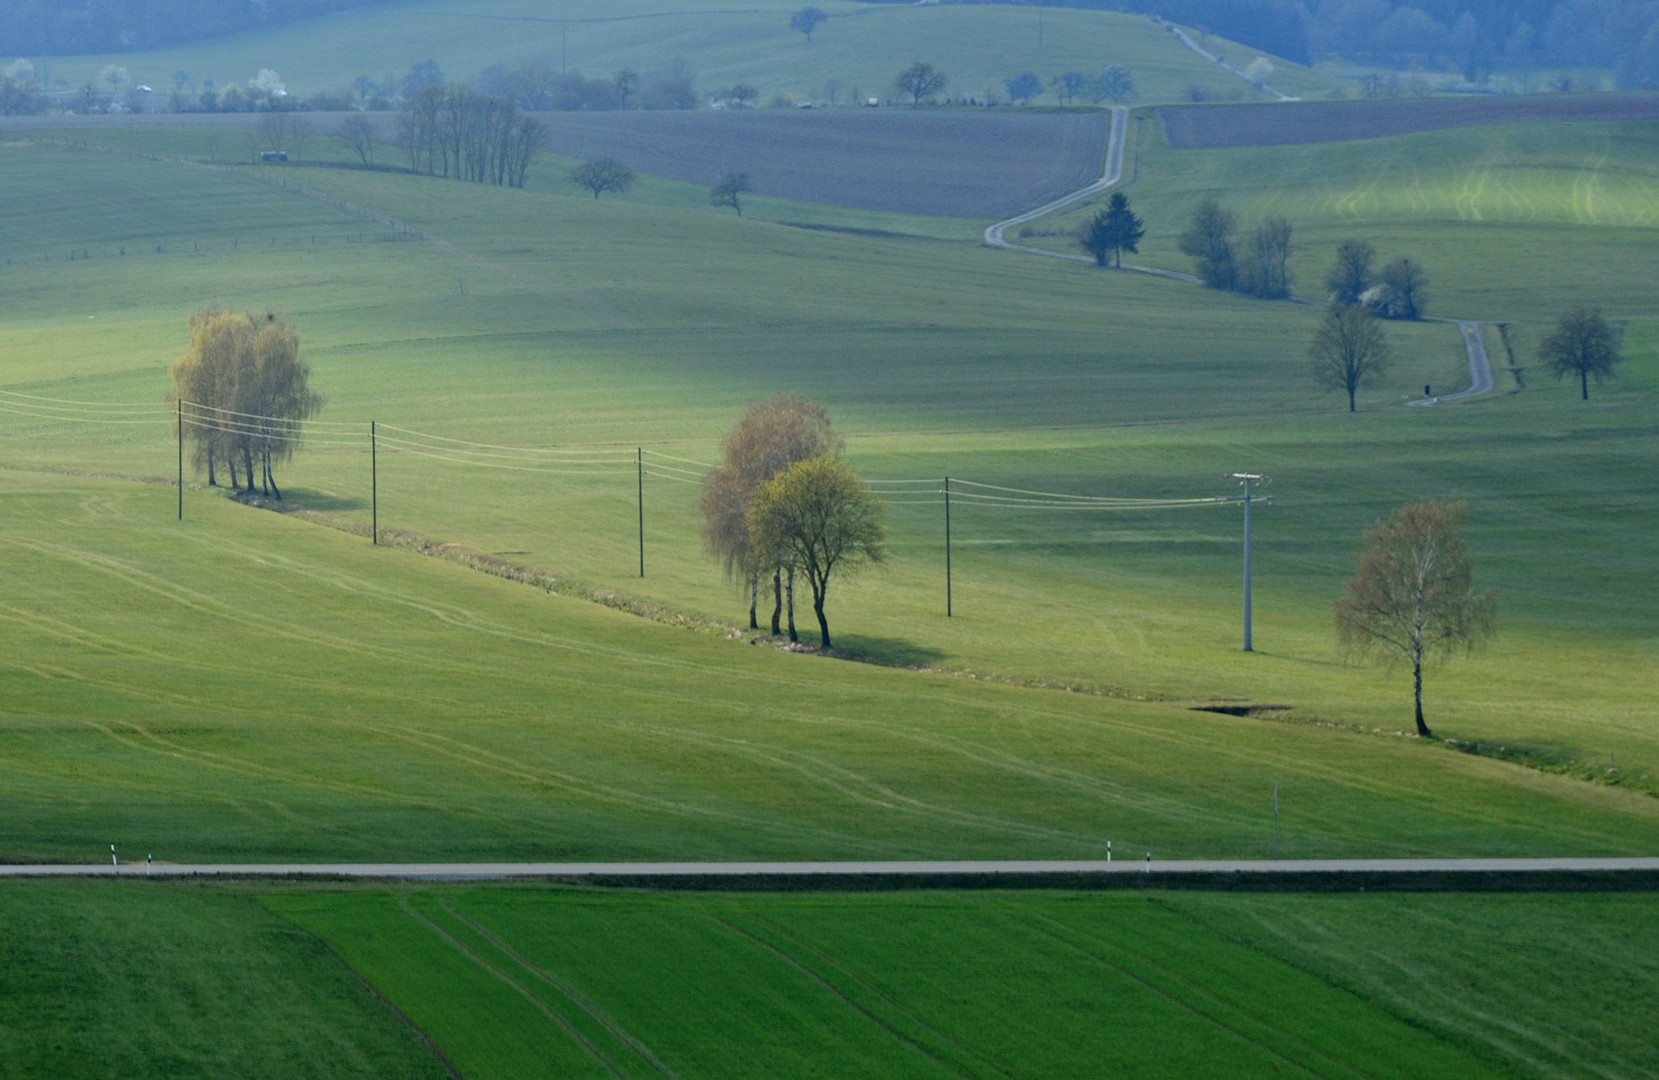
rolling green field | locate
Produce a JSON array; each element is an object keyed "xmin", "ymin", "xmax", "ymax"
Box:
[
  {"xmin": 4, "ymin": 880, "xmax": 1654, "ymax": 1079},
  {"xmin": 1, "ymin": 126, "xmax": 1654, "ymax": 805},
  {"xmin": 1042, "ymin": 113, "xmax": 1659, "ymax": 335},
  {"xmin": 2, "ymin": 97, "xmax": 1656, "ymax": 1076},
  {"xmin": 32, "ymin": 0, "xmax": 1340, "ymax": 106}
]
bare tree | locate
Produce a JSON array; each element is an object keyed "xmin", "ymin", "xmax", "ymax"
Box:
[
  {"xmin": 748, "ymin": 457, "xmax": 885, "ymax": 649},
  {"xmin": 1051, "ymin": 71, "xmax": 1089, "ymax": 105},
  {"xmin": 710, "ymin": 172, "xmax": 754, "ymax": 216},
  {"xmin": 1089, "ymin": 65, "xmax": 1135, "ymax": 103},
  {"xmin": 724, "ymin": 84, "xmax": 760, "ymax": 109},
  {"xmin": 258, "ymin": 111, "xmax": 308, "ymax": 158},
  {"xmin": 790, "ymin": 7, "xmax": 828, "ymax": 42},
  {"xmin": 1323, "ymin": 239, "xmax": 1375, "ymax": 304},
  {"xmin": 1178, "ymin": 199, "xmax": 1237, "ymax": 290},
  {"xmin": 894, "ymin": 61, "xmax": 947, "ymax": 108},
  {"xmin": 1372, "ymin": 256, "xmax": 1429, "ymax": 319},
  {"xmin": 1538, "ymin": 305, "xmax": 1624, "ymax": 400},
  {"xmin": 1311, "ymin": 303, "xmax": 1390, "ymax": 411},
  {"xmin": 336, "ymin": 114, "xmax": 376, "ymax": 166},
  {"xmin": 1241, "ymin": 216, "xmax": 1294, "ymax": 298},
  {"xmin": 569, "ymin": 157, "xmax": 634, "ymax": 199},
  {"xmin": 1004, "ymin": 72, "xmax": 1042, "ymax": 105},
  {"xmin": 1335, "ymin": 501, "xmax": 1495, "ymax": 737},
  {"xmin": 614, "ymin": 69, "xmax": 639, "ymax": 109}
]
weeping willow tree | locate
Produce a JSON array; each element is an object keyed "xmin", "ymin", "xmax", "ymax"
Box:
[{"xmin": 169, "ymin": 307, "xmax": 321, "ymax": 498}]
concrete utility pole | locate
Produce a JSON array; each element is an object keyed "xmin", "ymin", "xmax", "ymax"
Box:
[{"xmin": 1231, "ymin": 474, "xmax": 1266, "ymax": 652}]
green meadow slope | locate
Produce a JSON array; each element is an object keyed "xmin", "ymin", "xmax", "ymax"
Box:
[
  {"xmin": 34, "ymin": 0, "xmax": 1339, "ymax": 105},
  {"xmin": 0, "ymin": 123, "xmax": 1655, "ymax": 861}
]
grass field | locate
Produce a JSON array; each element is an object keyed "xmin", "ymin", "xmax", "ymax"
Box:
[
  {"xmin": 1, "ymin": 126, "xmax": 1657, "ymax": 865},
  {"xmin": 6, "ymin": 875, "xmax": 1652, "ymax": 1080},
  {"xmin": 9, "ymin": 880, "xmax": 1653, "ymax": 1078},
  {"xmin": 266, "ymin": 886, "xmax": 1659, "ymax": 1079},
  {"xmin": 0, "ymin": 879, "xmax": 448, "ymax": 1078},
  {"xmin": 2, "ymin": 40, "xmax": 1656, "ymax": 1080},
  {"xmin": 31, "ymin": 0, "xmax": 1341, "ymax": 106}
]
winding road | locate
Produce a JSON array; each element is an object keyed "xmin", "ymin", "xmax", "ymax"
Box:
[{"xmin": 984, "ymin": 108, "xmax": 1497, "ymax": 406}]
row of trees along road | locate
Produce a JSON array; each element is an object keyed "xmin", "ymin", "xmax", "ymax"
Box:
[
  {"xmin": 169, "ymin": 308, "xmax": 321, "ymax": 497},
  {"xmin": 397, "ymin": 83, "xmax": 548, "ymax": 188},
  {"xmin": 701, "ymin": 396, "xmax": 885, "ymax": 649}
]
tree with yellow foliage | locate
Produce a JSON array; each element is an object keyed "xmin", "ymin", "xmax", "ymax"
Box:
[{"xmin": 170, "ymin": 308, "xmax": 321, "ymax": 498}]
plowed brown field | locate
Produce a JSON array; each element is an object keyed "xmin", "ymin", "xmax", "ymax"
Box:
[
  {"xmin": 1159, "ymin": 92, "xmax": 1659, "ymax": 148},
  {"xmin": 533, "ymin": 109, "xmax": 1110, "ymax": 218}
]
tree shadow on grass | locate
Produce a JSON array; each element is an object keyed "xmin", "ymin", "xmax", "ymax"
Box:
[
  {"xmin": 830, "ymin": 634, "xmax": 948, "ymax": 669},
  {"xmin": 233, "ymin": 487, "xmax": 365, "ymax": 513}
]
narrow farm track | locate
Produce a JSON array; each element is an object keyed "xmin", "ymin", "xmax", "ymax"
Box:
[
  {"xmin": 984, "ymin": 111, "xmax": 1498, "ymax": 406},
  {"xmin": 1150, "ymin": 16, "xmax": 1296, "ymax": 102}
]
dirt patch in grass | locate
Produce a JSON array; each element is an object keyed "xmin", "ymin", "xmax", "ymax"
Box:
[{"xmin": 1159, "ymin": 92, "xmax": 1659, "ymax": 148}]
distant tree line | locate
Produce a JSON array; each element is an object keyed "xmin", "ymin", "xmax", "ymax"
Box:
[
  {"xmin": 397, "ymin": 84, "xmax": 547, "ymax": 188},
  {"xmin": 474, "ymin": 60, "xmax": 698, "ymax": 112}
]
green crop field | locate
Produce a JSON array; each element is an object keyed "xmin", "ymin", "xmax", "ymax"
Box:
[
  {"xmin": 1, "ymin": 81, "xmax": 1656, "ymax": 1075},
  {"xmin": 5, "ymin": 880, "xmax": 1654, "ymax": 1079},
  {"xmin": 32, "ymin": 0, "xmax": 1340, "ymax": 107}
]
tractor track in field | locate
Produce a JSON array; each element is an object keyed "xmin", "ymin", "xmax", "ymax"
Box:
[{"xmin": 984, "ymin": 108, "xmax": 1496, "ymax": 407}]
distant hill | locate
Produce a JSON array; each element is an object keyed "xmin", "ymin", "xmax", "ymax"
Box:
[
  {"xmin": 1, "ymin": 0, "xmax": 392, "ymax": 56},
  {"xmin": 23, "ymin": 1, "xmax": 1343, "ymax": 107},
  {"xmin": 872, "ymin": 0, "xmax": 1659, "ymax": 86}
]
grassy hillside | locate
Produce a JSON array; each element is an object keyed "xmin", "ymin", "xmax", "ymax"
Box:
[
  {"xmin": 32, "ymin": 0, "xmax": 1341, "ymax": 106},
  {"xmin": 1, "ymin": 129, "xmax": 1657, "ymax": 864}
]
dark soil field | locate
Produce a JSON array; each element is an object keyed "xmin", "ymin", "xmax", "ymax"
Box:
[
  {"xmin": 1, "ymin": 108, "xmax": 1109, "ymax": 217},
  {"xmin": 1159, "ymin": 91, "xmax": 1659, "ymax": 148},
  {"xmin": 532, "ymin": 109, "xmax": 1110, "ymax": 218}
]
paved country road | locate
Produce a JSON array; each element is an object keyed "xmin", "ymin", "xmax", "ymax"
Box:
[
  {"xmin": 984, "ymin": 110, "xmax": 1497, "ymax": 406},
  {"xmin": 6, "ymin": 858, "xmax": 1657, "ymax": 880}
]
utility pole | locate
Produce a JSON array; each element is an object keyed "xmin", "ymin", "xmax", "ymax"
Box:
[
  {"xmin": 944, "ymin": 476, "xmax": 952, "ymax": 617},
  {"xmin": 1231, "ymin": 474, "xmax": 1266, "ymax": 652},
  {"xmin": 637, "ymin": 447, "xmax": 645, "ymax": 578},
  {"xmin": 176, "ymin": 401, "xmax": 183, "ymax": 521},
  {"xmin": 371, "ymin": 421, "xmax": 378, "ymax": 545}
]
